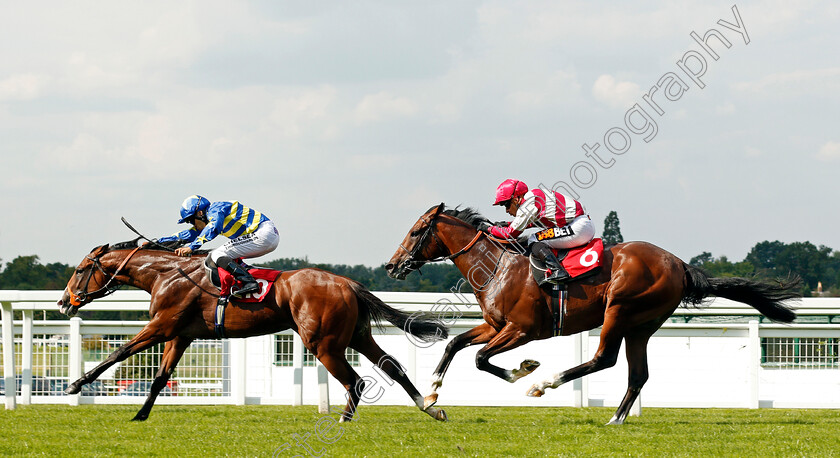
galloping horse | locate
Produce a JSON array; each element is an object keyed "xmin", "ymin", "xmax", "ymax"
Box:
[
  {"xmin": 58, "ymin": 240, "xmax": 449, "ymax": 422},
  {"xmin": 385, "ymin": 204, "xmax": 800, "ymax": 425}
]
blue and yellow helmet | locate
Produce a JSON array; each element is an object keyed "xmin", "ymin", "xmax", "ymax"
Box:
[{"xmin": 178, "ymin": 195, "xmax": 210, "ymax": 223}]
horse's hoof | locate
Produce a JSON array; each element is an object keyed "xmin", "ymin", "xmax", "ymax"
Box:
[
  {"xmin": 131, "ymin": 415, "xmax": 148, "ymax": 422},
  {"xmin": 521, "ymin": 359, "xmax": 540, "ymax": 372},
  {"xmin": 526, "ymin": 385, "xmax": 544, "ymax": 397},
  {"xmin": 339, "ymin": 415, "xmax": 353, "ymax": 423},
  {"xmin": 423, "ymin": 393, "xmax": 438, "ymax": 410},
  {"xmin": 605, "ymin": 416, "xmax": 624, "ymax": 426},
  {"xmin": 435, "ymin": 409, "xmax": 448, "ymax": 422},
  {"xmin": 64, "ymin": 382, "xmax": 82, "ymax": 395},
  {"xmin": 510, "ymin": 359, "xmax": 542, "ymax": 382}
]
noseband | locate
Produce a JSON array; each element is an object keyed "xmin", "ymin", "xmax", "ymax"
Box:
[{"xmin": 67, "ymin": 247, "xmax": 142, "ymax": 306}]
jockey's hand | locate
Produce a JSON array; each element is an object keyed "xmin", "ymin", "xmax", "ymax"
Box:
[
  {"xmin": 477, "ymin": 222, "xmax": 492, "ymax": 233},
  {"xmin": 175, "ymin": 247, "xmax": 193, "ymax": 257},
  {"xmin": 493, "ymin": 221, "xmax": 510, "ymax": 227}
]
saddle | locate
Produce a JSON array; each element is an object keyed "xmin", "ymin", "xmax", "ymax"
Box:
[
  {"xmin": 529, "ymin": 238, "xmax": 604, "ymax": 286},
  {"xmin": 203, "ymin": 259, "xmax": 282, "ymax": 302},
  {"xmin": 204, "ymin": 259, "xmax": 282, "ymax": 339},
  {"xmin": 529, "ymin": 238, "xmax": 605, "ymax": 337}
]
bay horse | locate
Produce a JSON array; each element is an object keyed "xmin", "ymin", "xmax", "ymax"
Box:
[
  {"xmin": 385, "ymin": 204, "xmax": 800, "ymax": 425},
  {"xmin": 57, "ymin": 240, "xmax": 449, "ymax": 422}
]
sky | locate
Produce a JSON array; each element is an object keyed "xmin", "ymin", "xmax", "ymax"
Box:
[{"xmin": 1, "ymin": 1, "xmax": 838, "ymax": 269}]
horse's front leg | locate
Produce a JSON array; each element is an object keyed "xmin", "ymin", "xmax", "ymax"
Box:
[
  {"xmin": 424, "ymin": 323, "xmax": 497, "ymax": 409},
  {"xmin": 474, "ymin": 323, "xmax": 539, "ymax": 383},
  {"xmin": 65, "ymin": 321, "xmax": 170, "ymax": 395},
  {"xmin": 132, "ymin": 336, "xmax": 194, "ymax": 421}
]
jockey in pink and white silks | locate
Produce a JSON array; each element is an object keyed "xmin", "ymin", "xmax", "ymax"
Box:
[
  {"xmin": 479, "ymin": 179, "xmax": 595, "ymax": 283},
  {"xmin": 157, "ymin": 195, "xmax": 280, "ymax": 298}
]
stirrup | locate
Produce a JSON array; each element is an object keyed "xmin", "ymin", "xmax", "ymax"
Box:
[
  {"xmin": 231, "ymin": 282, "xmax": 260, "ymax": 298},
  {"xmin": 214, "ymin": 296, "xmax": 229, "ymax": 339},
  {"xmin": 542, "ymin": 268, "xmax": 570, "ymax": 285}
]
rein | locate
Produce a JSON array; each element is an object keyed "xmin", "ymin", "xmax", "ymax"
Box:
[
  {"xmin": 397, "ymin": 212, "xmax": 492, "ymax": 278},
  {"xmin": 68, "ymin": 246, "xmax": 143, "ymax": 306}
]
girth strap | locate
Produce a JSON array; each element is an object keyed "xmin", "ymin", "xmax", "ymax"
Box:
[
  {"xmin": 550, "ymin": 284, "xmax": 566, "ymax": 337},
  {"xmin": 214, "ymin": 296, "xmax": 228, "ymax": 339}
]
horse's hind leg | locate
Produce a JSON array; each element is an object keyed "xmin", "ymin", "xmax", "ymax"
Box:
[
  {"xmin": 526, "ymin": 315, "xmax": 625, "ymax": 398},
  {"xmin": 133, "ymin": 336, "xmax": 194, "ymax": 421},
  {"xmin": 352, "ymin": 334, "xmax": 447, "ymax": 421},
  {"xmin": 315, "ymin": 349, "xmax": 364, "ymax": 422},
  {"xmin": 607, "ymin": 330, "xmax": 653, "ymax": 425}
]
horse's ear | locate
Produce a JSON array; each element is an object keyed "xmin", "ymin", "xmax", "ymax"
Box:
[
  {"xmin": 433, "ymin": 203, "xmax": 445, "ymax": 216},
  {"xmin": 92, "ymin": 244, "xmax": 109, "ymax": 256}
]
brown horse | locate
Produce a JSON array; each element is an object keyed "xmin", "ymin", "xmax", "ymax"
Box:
[
  {"xmin": 57, "ymin": 240, "xmax": 449, "ymax": 422},
  {"xmin": 385, "ymin": 204, "xmax": 800, "ymax": 425}
]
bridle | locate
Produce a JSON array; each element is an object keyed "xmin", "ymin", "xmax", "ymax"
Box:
[
  {"xmin": 397, "ymin": 212, "xmax": 483, "ymax": 275},
  {"xmin": 67, "ymin": 246, "xmax": 142, "ymax": 306}
]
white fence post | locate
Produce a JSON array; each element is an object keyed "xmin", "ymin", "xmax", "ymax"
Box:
[
  {"xmin": 231, "ymin": 338, "xmax": 247, "ymax": 405},
  {"xmin": 407, "ymin": 339, "xmax": 417, "ymax": 385},
  {"xmin": 630, "ymin": 394, "xmax": 642, "ymax": 417},
  {"xmin": 573, "ymin": 331, "xmax": 589, "ymax": 407},
  {"xmin": 748, "ymin": 319, "xmax": 760, "ymax": 409},
  {"xmin": 292, "ymin": 333, "xmax": 303, "ymax": 406},
  {"xmin": 21, "ymin": 309, "xmax": 33, "ymax": 405},
  {"xmin": 317, "ymin": 362, "xmax": 329, "ymax": 414},
  {"xmin": 68, "ymin": 317, "xmax": 82, "ymax": 407},
  {"xmin": 1, "ymin": 301, "xmax": 15, "ymax": 410}
]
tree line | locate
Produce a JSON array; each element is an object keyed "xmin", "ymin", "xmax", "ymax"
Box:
[
  {"xmin": 688, "ymin": 240, "xmax": 840, "ymax": 296},
  {"xmin": 1, "ymin": 212, "xmax": 837, "ymax": 318}
]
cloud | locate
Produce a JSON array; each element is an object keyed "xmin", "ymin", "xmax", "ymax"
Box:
[
  {"xmin": 816, "ymin": 141, "xmax": 840, "ymax": 162},
  {"xmin": 345, "ymin": 154, "xmax": 402, "ymax": 171},
  {"xmin": 592, "ymin": 75, "xmax": 640, "ymax": 109},
  {"xmin": 506, "ymin": 70, "xmax": 581, "ymax": 113},
  {"xmin": 0, "ymin": 74, "xmax": 49, "ymax": 101},
  {"xmin": 734, "ymin": 68, "xmax": 840, "ymax": 97},
  {"xmin": 745, "ymin": 146, "xmax": 762, "ymax": 158},
  {"xmin": 716, "ymin": 102, "xmax": 736, "ymax": 115},
  {"xmin": 268, "ymin": 86, "xmax": 339, "ymax": 138},
  {"xmin": 354, "ymin": 91, "xmax": 418, "ymax": 124}
]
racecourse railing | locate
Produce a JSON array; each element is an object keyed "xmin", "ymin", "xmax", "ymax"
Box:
[{"xmin": 2, "ymin": 290, "xmax": 840, "ymax": 412}]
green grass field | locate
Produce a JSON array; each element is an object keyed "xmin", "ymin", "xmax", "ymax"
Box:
[{"xmin": 1, "ymin": 404, "xmax": 838, "ymax": 457}]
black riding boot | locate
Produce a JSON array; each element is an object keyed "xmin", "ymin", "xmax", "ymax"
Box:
[
  {"xmin": 222, "ymin": 259, "xmax": 260, "ymax": 298},
  {"xmin": 532, "ymin": 242, "xmax": 570, "ymax": 284}
]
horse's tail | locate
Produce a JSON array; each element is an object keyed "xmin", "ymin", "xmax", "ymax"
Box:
[
  {"xmin": 351, "ymin": 282, "xmax": 449, "ymax": 343},
  {"xmin": 681, "ymin": 263, "xmax": 800, "ymax": 323}
]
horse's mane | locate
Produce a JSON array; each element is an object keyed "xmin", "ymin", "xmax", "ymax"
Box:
[
  {"xmin": 439, "ymin": 205, "xmax": 491, "ymax": 228},
  {"xmin": 439, "ymin": 204, "xmax": 529, "ymax": 253}
]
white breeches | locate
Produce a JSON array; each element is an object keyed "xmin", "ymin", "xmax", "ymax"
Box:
[{"xmin": 209, "ymin": 221, "xmax": 280, "ymax": 264}]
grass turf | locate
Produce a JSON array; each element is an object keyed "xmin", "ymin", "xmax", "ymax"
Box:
[{"xmin": 1, "ymin": 404, "xmax": 839, "ymax": 457}]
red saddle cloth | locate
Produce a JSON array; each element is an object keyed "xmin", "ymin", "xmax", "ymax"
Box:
[
  {"xmin": 556, "ymin": 238, "xmax": 604, "ymax": 278},
  {"xmin": 218, "ymin": 267, "xmax": 282, "ymax": 302}
]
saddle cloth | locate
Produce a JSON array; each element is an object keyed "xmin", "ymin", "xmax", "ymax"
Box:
[
  {"xmin": 216, "ymin": 265, "xmax": 282, "ymax": 302},
  {"xmin": 531, "ymin": 238, "xmax": 604, "ymax": 283}
]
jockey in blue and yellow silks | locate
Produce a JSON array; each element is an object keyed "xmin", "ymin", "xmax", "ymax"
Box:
[{"xmin": 157, "ymin": 195, "xmax": 279, "ymax": 297}]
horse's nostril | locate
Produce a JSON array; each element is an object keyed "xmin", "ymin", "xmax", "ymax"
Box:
[{"xmin": 385, "ymin": 263, "xmax": 395, "ymax": 272}]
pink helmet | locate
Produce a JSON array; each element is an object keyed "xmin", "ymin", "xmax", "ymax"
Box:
[{"xmin": 493, "ymin": 179, "xmax": 529, "ymax": 205}]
